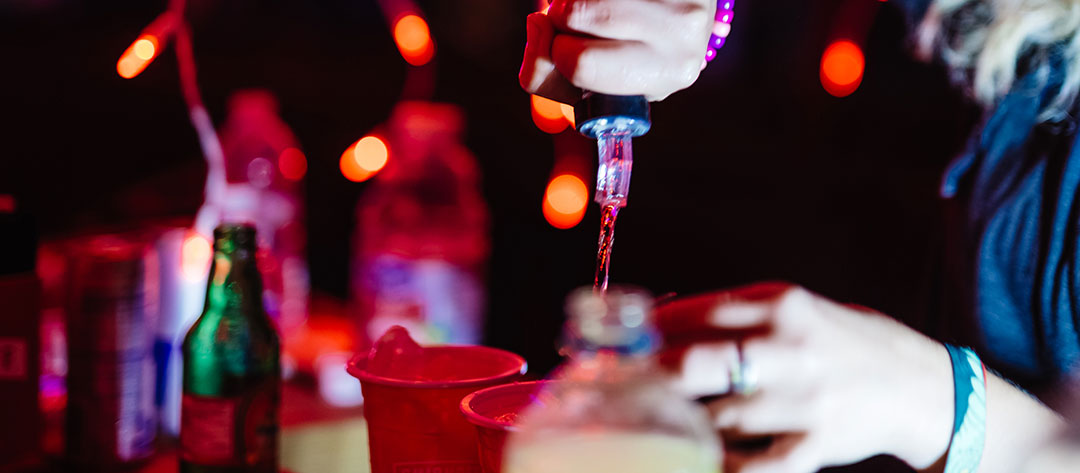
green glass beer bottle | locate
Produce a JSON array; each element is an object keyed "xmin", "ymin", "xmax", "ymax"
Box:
[{"xmin": 181, "ymin": 224, "xmax": 279, "ymax": 473}]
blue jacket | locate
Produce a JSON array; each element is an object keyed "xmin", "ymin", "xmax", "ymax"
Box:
[{"xmin": 898, "ymin": 0, "xmax": 1080, "ymax": 391}]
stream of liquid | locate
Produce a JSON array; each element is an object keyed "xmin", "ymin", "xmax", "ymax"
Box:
[{"xmin": 593, "ymin": 203, "xmax": 620, "ymax": 293}]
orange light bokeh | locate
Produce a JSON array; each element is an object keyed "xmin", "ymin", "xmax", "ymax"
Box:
[
  {"xmin": 340, "ymin": 144, "xmax": 371, "ymax": 182},
  {"xmin": 820, "ymin": 40, "xmax": 864, "ymax": 97},
  {"xmin": 531, "ymin": 95, "xmax": 572, "ymax": 134},
  {"xmin": 354, "ymin": 136, "xmax": 389, "ymax": 172},
  {"xmin": 133, "ymin": 38, "xmax": 156, "ymax": 60},
  {"xmin": 181, "ymin": 232, "xmax": 212, "ymax": 282},
  {"xmin": 393, "ymin": 15, "xmax": 435, "ymax": 66},
  {"xmin": 543, "ymin": 174, "xmax": 588, "ymax": 229},
  {"xmin": 341, "ymin": 136, "xmax": 389, "ymax": 182},
  {"xmin": 117, "ymin": 34, "xmax": 159, "ymax": 79},
  {"xmin": 278, "ymin": 147, "xmax": 307, "ymax": 181}
]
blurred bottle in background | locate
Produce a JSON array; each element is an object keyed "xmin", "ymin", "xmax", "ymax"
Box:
[
  {"xmin": 64, "ymin": 233, "xmax": 158, "ymax": 470},
  {"xmin": 351, "ymin": 101, "xmax": 490, "ymax": 348},
  {"xmin": 352, "ymin": 101, "xmax": 492, "ymax": 347},
  {"xmin": 504, "ymin": 287, "xmax": 720, "ymax": 473},
  {"xmin": 0, "ymin": 197, "xmax": 43, "ymax": 472},
  {"xmin": 181, "ymin": 224, "xmax": 279, "ymax": 473},
  {"xmin": 218, "ymin": 89, "xmax": 309, "ymax": 335}
]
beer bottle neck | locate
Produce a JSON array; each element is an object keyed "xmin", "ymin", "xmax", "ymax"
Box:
[{"xmin": 205, "ymin": 243, "xmax": 264, "ymax": 314}]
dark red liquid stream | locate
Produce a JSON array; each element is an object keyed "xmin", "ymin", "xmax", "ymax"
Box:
[{"xmin": 593, "ymin": 203, "xmax": 619, "ymax": 293}]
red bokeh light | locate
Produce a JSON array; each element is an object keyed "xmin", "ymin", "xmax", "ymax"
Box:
[
  {"xmin": 393, "ymin": 15, "xmax": 435, "ymax": 66},
  {"xmin": 820, "ymin": 40, "xmax": 864, "ymax": 97},
  {"xmin": 278, "ymin": 147, "xmax": 307, "ymax": 181},
  {"xmin": 543, "ymin": 174, "xmax": 588, "ymax": 229}
]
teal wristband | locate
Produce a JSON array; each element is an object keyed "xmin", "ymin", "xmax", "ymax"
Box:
[{"xmin": 943, "ymin": 344, "xmax": 987, "ymax": 473}]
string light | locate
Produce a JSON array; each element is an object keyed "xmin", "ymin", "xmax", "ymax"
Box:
[
  {"xmin": 118, "ymin": 34, "xmax": 161, "ymax": 79},
  {"xmin": 115, "ymin": 12, "xmax": 178, "ymax": 79},
  {"xmin": 278, "ymin": 147, "xmax": 307, "ymax": 181},
  {"xmin": 393, "ymin": 14, "xmax": 434, "ymax": 66},
  {"xmin": 341, "ymin": 136, "xmax": 389, "ymax": 182},
  {"xmin": 820, "ymin": 40, "xmax": 865, "ymax": 97},
  {"xmin": 543, "ymin": 174, "xmax": 588, "ymax": 229}
]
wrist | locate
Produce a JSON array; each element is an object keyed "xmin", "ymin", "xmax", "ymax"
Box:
[{"xmin": 887, "ymin": 334, "xmax": 954, "ymax": 470}]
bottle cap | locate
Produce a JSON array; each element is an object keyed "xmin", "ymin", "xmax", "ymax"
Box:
[
  {"xmin": 565, "ymin": 286, "xmax": 657, "ymax": 355},
  {"xmin": 575, "ymin": 94, "xmax": 651, "ymax": 139}
]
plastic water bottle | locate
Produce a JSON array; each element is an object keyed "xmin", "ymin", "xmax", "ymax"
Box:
[
  {"xmin": 504, "ymin": 286, "xmax": 721, "ymax": 473},
  {"xmin": 351, "ymin": 101, "xmax": 489, "ymax": 347}
]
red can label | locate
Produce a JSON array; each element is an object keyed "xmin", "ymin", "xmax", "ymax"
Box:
[{"xmin": 181, "ymin": 395, "xmax": 238, "ymax": 465}]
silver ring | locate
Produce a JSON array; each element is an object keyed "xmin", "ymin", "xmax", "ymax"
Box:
[{"xmin": 730, "ymin": 343, "xmax": 759, "ymax": 396}]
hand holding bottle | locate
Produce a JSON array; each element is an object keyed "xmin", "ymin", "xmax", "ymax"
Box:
[{"xmin": 520, "ymin": 0, "xmax": 716, "ymax": 103}]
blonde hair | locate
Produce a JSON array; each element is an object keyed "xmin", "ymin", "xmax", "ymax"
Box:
[{"xmin": 917, "ymin": 0, "xmax": 1080, "ymax": 120}]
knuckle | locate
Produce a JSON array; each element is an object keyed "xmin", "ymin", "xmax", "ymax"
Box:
[
  {"xmin": 775, "ymin": 285, "xmax": 812, "ymax": 316},
  {"xmin": 671, "ymin": 2, "xmax": 712, "ymax": 41},
  {"xmin": 564, "ymin": 0, "xmax": 612, "ymax": 32}
]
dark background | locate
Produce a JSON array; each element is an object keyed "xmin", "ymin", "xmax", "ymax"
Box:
[{"xmin": 0, "ymin": 0, "xmax": 977, "ymax": 373}]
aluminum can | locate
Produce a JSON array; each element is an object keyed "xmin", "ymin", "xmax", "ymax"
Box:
[{"xmin": 64, "ymin": 234, "xmax": 157, "ymax": 468}]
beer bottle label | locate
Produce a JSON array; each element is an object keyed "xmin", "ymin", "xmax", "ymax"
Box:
[
  {"xmin": 181, "ymin": 395, "xmax": 238, "ymax": 465},
  {"xmin": 181, "ymin": 390, "xmax": 279, "ymax": 467}
]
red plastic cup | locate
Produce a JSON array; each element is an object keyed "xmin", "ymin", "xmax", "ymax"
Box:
[
  {"xmin": 459, "ymin": 381, "xmax": 548, "ymax": 473},
  {"xmin": 348, "ymin": 346, "xmax": 527, "ymax": 473}
]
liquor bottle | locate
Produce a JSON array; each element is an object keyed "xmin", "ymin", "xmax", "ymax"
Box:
[
  {"xmin": 181, "ymin": 224, "xmax": 279, "ymax": 473},
  {"xmin": 504, "ymin": 286, "xmax": 721, "ymax": 473}
]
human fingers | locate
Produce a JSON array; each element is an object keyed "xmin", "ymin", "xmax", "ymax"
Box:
[
  {"xmin": 706, "ymin": 391, "xmax": 816, "ymax": 434},
  {"xmin": 656, "ymin": 282, "xmax": 800, "ymax": 339},
  {"xmin": 670, "ymin": 338, "xmax": 783, "ymax": 398},
  {"xmin": 548, "ymin": 0, "xmax": 714, "ymax": 46},
  {"xmin": 520, "ymin": 12, "xmax": 582, "ymax": 104},
  {"xmin": 549, "ymin": 34, "xmax": 700, "ymax": 100},
  {"xmin": 726, "ymin": 433, "xmax": 821, "ymax": 473}
]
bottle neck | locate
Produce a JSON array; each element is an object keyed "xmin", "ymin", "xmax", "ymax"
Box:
[{"xmin": 204, "ymin": 244, "xmax": 264, "ymax": 315}]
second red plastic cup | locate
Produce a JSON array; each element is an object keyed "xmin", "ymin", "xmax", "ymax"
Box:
[
  {"xmin": 459, "ymin": 381, "xmax": 548, "ymax": 473},
  {"xmin": 348, "ymin": 346, "xmax": 527, "ymax": 473}
]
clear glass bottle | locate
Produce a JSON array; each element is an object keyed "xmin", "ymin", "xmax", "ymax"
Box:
[{"xmin": 504, "ymin": 286, "xmax": 721, "ymax": 473}]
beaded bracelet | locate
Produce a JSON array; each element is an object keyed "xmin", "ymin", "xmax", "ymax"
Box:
[
  {"xmin": 943, "ymin": 344, "xmax": 987, "ymax": 473},
  {"xmin": 706, "ymin": 0, "xmax": 734, "ymax": 63}
]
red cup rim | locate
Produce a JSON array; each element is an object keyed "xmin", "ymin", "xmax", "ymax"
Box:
[
  {"xmin": 347, "ymin": 345, "xmax": 528, "ymax": 389},
  {"xmin": 459, "ymin": 380, "xmax": 548, "ymax": 432}
]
